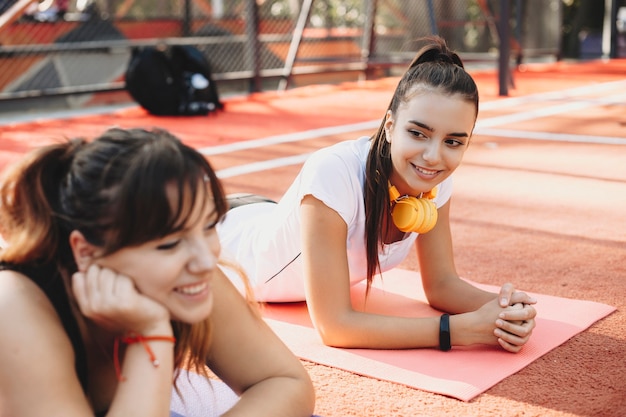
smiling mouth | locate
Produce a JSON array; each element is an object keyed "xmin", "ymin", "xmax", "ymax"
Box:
[
  {"xmin": 413, "ymin": 165, "xmax": 440, "ymax": 176},
  {"xmin": 175, "ymin": 282, "xmax": 209, "ymax": 296}
]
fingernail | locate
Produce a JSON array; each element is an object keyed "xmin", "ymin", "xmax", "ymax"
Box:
[
  {"xmin": 499, "ymin": 312, "xmax": 506, "ymax": 319},
  {"xmin": 496, "ymin": 319, "xmax": 504, "ymax": 326}
]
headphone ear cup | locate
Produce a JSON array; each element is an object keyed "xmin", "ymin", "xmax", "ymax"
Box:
[
  {"xmin": 391, "ymin": 197, "xmax": 439, "ymax": 234},
  {"xmin": 391, "ymin": 197, "xmax": 424, "ymax": 233},
  {"xmin": 415, "ymin": 198, "xmax": 438, "ymax": 234}
]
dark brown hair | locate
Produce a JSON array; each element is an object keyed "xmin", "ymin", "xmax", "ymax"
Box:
[
  {"xmin": 363, "ymin": 36, "xmax": 479, "ymax": 293},
  {"xmin": 0, "ymin": 127, "xmax": 228, "ymax": 385}
]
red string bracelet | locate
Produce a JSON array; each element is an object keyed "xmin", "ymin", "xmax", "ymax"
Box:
[{"xmin": 113, "ymin": 331, "xmax": 176, "ymax": 381}]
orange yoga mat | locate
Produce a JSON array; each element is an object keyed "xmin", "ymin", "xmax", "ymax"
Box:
[{"xmin": 261, "ymin": 268, "xmax": 615, "ymax": 401}]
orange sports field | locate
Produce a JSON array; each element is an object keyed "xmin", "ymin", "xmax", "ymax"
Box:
[{"xmin": 1, "ymin": 58, "xmax": 625, "ymax": 417}]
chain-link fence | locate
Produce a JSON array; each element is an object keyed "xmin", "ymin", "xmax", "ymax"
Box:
[{"xmin": 0, "ymin": 0, "xmax": 564, "ymax": 113}]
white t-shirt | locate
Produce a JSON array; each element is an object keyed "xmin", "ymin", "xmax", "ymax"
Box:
[{"xmin": 217, "ymin": 136, "xmax": 453, "ymax": 302}]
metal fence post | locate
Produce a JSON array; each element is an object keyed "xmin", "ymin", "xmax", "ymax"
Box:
[
  {"xmin": 245, "ymin": 0, "xmax": 262, "ymax": 92},
  {"xmin": 278, "ymin": 0, "xmax": 314, "ymax": 91},
  {"xmin": 498, "ymin": 0, "xmax": 511, "ymax": 96},
  {"xmin": 603, "ymin": 0, "xmax": 618, "ymax": 58},
  {"xmin": 360, "ymin": 0, "xmax": 377, "ymax": 79},
  {"xmin": 182, "ymin": 0, "xmax": 192, "ymax": 37},
  {"xmin": 426, "ymin": 0, "xmax": 438, "ymax": 35}
]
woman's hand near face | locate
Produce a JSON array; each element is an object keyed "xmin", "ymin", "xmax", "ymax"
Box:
[{"xmin": 71, "ymin": 264, "xmax": 171, "ymax": 334}]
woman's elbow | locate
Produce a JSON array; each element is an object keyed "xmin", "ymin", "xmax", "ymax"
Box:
[
  {"xmin": 425, "ymin": 295, "xmax": 448, "ymax": 312},
  {"xmin": 314, "ymin": 321, "xmax": 359, "ymax": 348},
  {"xmin": 315, "ymin": 323, "xmax": 341, "ymax": 347},
  {"xmin": 281, "ymin": 370, "xmax": 315, "ymax": 417},
  {"xmin": 422, "ymin": 276, "xmax": 457, "ymax": 312}
]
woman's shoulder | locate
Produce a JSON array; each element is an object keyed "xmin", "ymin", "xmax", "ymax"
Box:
[
  {"xmin": 0, "ymin": 267, "xmax": 60, "ymax": 319},
  {"xmin": 294, "ymin": 138, "xmax": 370, "ymax": 222},
  {"xmin": 0, "ymin": 265, "xmax": 41, "ymax": 292},
  {"xmin": 0, "ymin": 267, "xmax": 72, "ymax": 366},
  {"xmin": 312, "ymin": 136, "xmax": 370, "ymax": 158},
  {"xmin": 0, "ymin": 267, "xmax": 86, "ymax": 416},
  {"xmin": 304, "ymin": 136, "xmax": 370, "ymax": 175}
]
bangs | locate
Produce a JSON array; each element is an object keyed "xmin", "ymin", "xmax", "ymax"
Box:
[{"xmin": 100, "ymin": 136, "xmax": 226, "ymax": 253}]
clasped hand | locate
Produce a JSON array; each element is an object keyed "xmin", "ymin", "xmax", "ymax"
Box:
[
  {"xmin": 493, "ymin": 283, "xmax": 537, "ymax": 352},
  {"xmin": 472, "ymin": 284, "xmax": 536, "ymax": 352}
]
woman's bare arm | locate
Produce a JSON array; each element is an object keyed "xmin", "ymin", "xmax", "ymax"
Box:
[
  {"xmin": 0, "ymin": 270, "xmax": 174, "ymax": 417},
  {"xmin": 417, "ymin": 200, "xmax": 536, "ymax": 351},
  {"xmin": 416, "ymin": 201, "xmax": 496, "ymax": 312},
  {"xmin": 300, "ymin": 195, "xmax": 533, "ymax": 351},
  {"xmin": 301, "ymin": 195, "xmax": 472, "ymax": 348},
  {"xmin": 206, "ymin": 268, "xmax": 315, "ymax": 417},
  {"xmin": 0, "ymin": 271, "xmax": 95, "ymax": 417}
]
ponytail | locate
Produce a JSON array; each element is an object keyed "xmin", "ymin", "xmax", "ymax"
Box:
[
  {"xmin": 0, "ymin": 139, "xmax": 84, "ymax": 264},
  {"xmin": 407, "ymin": 36, "xmax": 465, "ymax": 70},
  {"xmin": 363, "ymin": 36, "xmax": 479, "ymax": 294}
]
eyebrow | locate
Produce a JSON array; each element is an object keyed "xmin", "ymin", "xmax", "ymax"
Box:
[{"xmin": 409, "ymin": 120, "xmax": 469, "ymax": 138}]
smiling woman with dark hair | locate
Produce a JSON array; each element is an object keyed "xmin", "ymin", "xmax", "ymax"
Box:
[
  {"xmin": 218, "ymin": 36, "xmax": 537, "ymax": 353},
  {"xmin": 0, "ymin": 127, "xmax": 315, "ymax": 417}
]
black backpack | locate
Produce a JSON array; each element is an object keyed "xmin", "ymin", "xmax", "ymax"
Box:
[{"xmin": 125, "ymin": 45, "xmax": 223, "ymax": 116}]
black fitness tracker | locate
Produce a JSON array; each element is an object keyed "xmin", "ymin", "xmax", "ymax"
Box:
[{"xmin": 439, "ymin": 313, "xmax": 451, "ymax": 351}]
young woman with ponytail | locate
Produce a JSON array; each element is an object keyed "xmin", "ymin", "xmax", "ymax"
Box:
[
  {"xmin": 0, "ymin": 128, "xmax": 315, "ymax": 417},
  {"xmin": 218, "ymin": 36, "xmax": 537, "ymax": 352}
]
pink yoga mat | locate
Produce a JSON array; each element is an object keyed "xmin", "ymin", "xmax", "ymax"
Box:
[{"xmin": 261, "ymin": 268, "xmax": 616, "ymax": 401}]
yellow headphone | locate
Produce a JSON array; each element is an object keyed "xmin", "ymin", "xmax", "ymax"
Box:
[{"xmin": 388, "ymin": 182, "xmax": 438, "ymax": 234}]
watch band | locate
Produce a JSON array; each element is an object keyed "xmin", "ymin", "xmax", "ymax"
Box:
[{"xmin": 439, "ymin": 313, "xmax": 451, "ymax": 351}]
